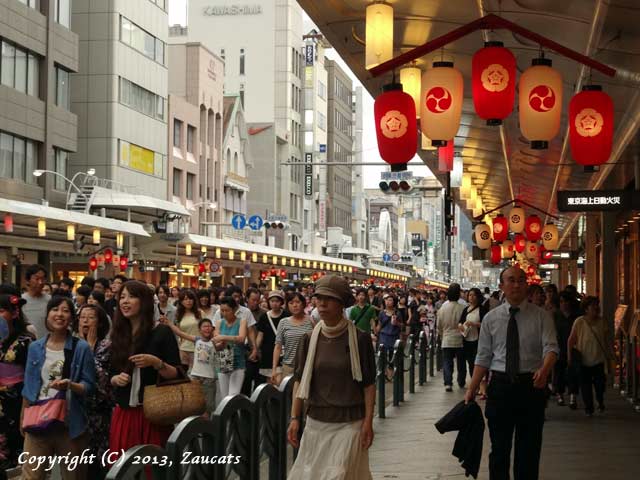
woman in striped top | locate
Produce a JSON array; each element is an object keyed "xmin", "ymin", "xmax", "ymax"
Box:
[{"xmin": 272, "ymin": 293, "xmax": 314, "ymax": 384}]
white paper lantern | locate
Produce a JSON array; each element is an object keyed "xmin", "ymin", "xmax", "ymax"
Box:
[
  {"xmin": 508, "ymin": 205, "xmax": 525, "ymax": 233},
  {"xmin": 475, "ymin": 223, "xmax": 492, "ymax": 249},
  {"xmin": 542, "ymin": 223, "xmax": 559, "ymax": 251}
]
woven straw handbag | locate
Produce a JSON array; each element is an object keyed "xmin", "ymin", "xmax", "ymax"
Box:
[{"xmin": 143, "ymin": 371, "xmax": 206, "ymax": 426}]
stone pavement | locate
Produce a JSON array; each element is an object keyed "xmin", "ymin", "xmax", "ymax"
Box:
[{"xmin": 369, "ymin": 376, "xmax": 640, "ymax": 480}]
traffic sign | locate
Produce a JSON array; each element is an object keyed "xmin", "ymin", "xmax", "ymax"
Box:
[
  {"xmin": 319, "ymin": 144, "xmax": 326, "ymax": 153},
  {"xmin": 382, "ymin": 253, "xmax": 391, "ymax": 262},
  {"xmin": 209, "ymin": 262, "xmax": 221, "ymax": 273},
  {"xmin": 391, "ymin": 253, "xmax": 400, "ymax": 262},
  {"xmin": 232, "ymin": 214, "xmax": 246, "ymax": 230},
  {"xmin": 248, "ymin": 215, "xmax": 263, "ymax": 231}
]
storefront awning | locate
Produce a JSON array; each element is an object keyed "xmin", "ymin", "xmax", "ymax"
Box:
[
  {"xmin": 90, "ymin": 187, "xmax": 191, "ymax": 217},
  {"xmin": 0, "ymin": 197, "xmax": 150, "ymax": 237}
]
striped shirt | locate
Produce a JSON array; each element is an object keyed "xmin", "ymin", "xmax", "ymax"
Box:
[{"xmin": 275, "ymin": 316, "xmax": 314, "ymax": 366}]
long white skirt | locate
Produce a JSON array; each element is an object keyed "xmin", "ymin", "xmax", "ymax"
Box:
[{"xmin": 288, "ymin": 416, "xmax": 372, "ymax": 480}]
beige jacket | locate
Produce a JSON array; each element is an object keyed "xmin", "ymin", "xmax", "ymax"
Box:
[{"xmin": 437, "ymin": 301, "xmax": 465, "ymax": 348}]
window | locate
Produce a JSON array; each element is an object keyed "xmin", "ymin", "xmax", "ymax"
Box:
[
  {"xmin": 27, "ymin": 53, "xmax": 38, "ymax": 97},
  {"xmin": 55, "ymin": 66, "xmax": 70, "ymax": 110},
  {"xmin": 14, "ymin": 48, "xmax": 26, "ymax": 93},
  {"xmin": 220, "ymin": 48, "xmax": 225, "ymax": 61},
  {"xmin": 0, "ymin": 42, "xmax": 38, "ymax": 96},
  {"xmin": 0, "ymin": 131, "xmax": 38, "ymax": 183},
  {"xmin": 172, "ymin": 168, "xmax": 182, "ymax": 196},
  {"xmin": 119, "ymin": 77, "xmax": 164, "ymax": 120},
  {"xmin": 173, "ymin": 119, "xmax": 183, "ymax": 148},
  {"xmin": 187, "ymin": 125, "xmax": 195, "ymax": 153},
  {"xmin": 186, "ymin": 173, "xmax": 195, "ymax": 200},
  {"xmin": 318, "ymin": 81, "xmax": 326, "ymax": 99},
  {"xmin": 17, "ymin": 0, "xmax": 39, "ymax": 9},
  {"xmin": 54, "ymin": 0, "xmax": 71, "ymax": 28},
  {"xmin": 239, "ymin": 48, "xmax": 245, "ymax": 75},
  {"xmin": 318, "ymin": 112, "xmax": 326, "ymax": 131},
  {"xmin": 305, "ymin": 131, "xmax": 313, "ymax": 147},
  {"xmin": 239, "ymin": 83, "xmax": 245, "ymax": 108},
  {"xmin": 119, "ymin": 16, "xmax": 165, "ymax": 64},
  {"xmin": 1, "ymin": 42, "xmax": 15, "ymax": 88},
  {"xmin": 54, "ymin": 149, "xmax": 68, "ymax": 190}
]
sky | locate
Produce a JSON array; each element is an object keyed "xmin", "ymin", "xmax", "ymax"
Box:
[{"xmin": 168, "ymin": 0, "xmax": 433, "ymax": 188}]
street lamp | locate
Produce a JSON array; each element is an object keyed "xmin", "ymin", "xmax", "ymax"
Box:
[{"xmin": 33, "ymin": 169, "xmax": 94, "ymax": 210}]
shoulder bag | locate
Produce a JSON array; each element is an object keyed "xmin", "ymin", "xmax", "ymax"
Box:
[
  {"xmin": 352, "ymin": 305, "xmax": 371, "ymax": 326},
  {"xmin": 22, "ymin": 337, "xmax": 78, "ymax": 433},
  {"xmin": 585, "ymin": 321, "xmax": 615, "ymax": 374},
  {"xmin": 143, "ymin": 365, "xmax": 206, "ymax": 426}
]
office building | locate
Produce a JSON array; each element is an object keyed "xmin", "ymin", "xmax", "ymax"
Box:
[
  {"xmin": 325, "ymin": 59, "xmax": 353, "ymax": 239},
  {"xmin": 167, "ymin": 41, "xmax": 224, "ymax": 235},
  {"xmin": 184, "ymin": 0, "xmax": 304, "ymax": 249},
  {"xmin": 0, "ymin": 0, "xmax": 78, "ymax": 204},
  {"xmin": 70, "ymin": 0, "xmax": 169, "ymax": 198}
]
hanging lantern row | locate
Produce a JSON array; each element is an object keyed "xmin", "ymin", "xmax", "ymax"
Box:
[{"xmin": 373, "ymin": 40, "xmax": 614, "ymax": 168}]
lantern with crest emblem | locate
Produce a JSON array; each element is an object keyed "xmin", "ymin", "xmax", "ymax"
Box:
[
  {"xmin": 472, "ymin": 42, "xmax": 516, "ymax": 125},
  {"xmin": 420, "ymin": 62, "xmax": 463, "ymax": 146}
]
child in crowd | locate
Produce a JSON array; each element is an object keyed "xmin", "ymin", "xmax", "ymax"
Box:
[{"xmin": 163, "ymin": 317, "xmax": 218, "ymax": 417}]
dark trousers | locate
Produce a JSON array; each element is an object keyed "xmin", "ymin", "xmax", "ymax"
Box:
[
  {"xmin": 463, "ymin": 340, "xmax": 478, "ymax": 379},
  {"xmin": 442, "ymin": 347, "xmax": 466, "ymax": 387},
  {"xmin": 567, "ymin": 362, "xmax": 581, "ymax": 395},
  {"xmin": 485, "ymin": 373, "xmax": 546, "ymax": 480},
  {"xmin": 580, "ymin": 363, "xmax": 606, "ymax": 413},
  {"xmin": 241, "ymin": 359, "xmax": 264, "ymax": 396},
  {"xmin": 552, "ymin": 358, "xmax": 567, "ymax": 395}
]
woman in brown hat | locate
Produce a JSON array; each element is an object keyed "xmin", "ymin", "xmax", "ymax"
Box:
[{"xmin": 287, "ymin": 275, "xmax": 376, "ymax": 479}]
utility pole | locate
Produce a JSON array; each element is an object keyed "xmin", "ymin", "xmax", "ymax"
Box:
[{"xmin": 445, "ymin": 173, "xmax": 452, "ymax": 281}]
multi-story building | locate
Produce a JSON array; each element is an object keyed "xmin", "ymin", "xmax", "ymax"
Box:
[
  {"xmin": 351, "ymin": 86, "xmax": 366, "ymax": 249},
  {"xmin": 325, "ymin": 59, "xmax": 353, "ymax": 240},
  {"xmin": 167, "ymin": 41, "xmax": 225, "ymax": 235},
  {"xmin": 70, "ymin": 0, "xmax": 169, "ymax": 198},
  {"xmin": 221, "ymin": 94, "xmax": 251, "ymax": 240},
  {"xmin": 184, "ymin": 0, "xmax": 304, "ymax": 250},
  {"xmin": 301, "ymin": 30, "xmax": 328, "ymax": 254},
  {"xmin": 366, "ymin": 194, "xmax": 399, "ymax": 254},
  {"xmin": 0, "ymin": 0, "xmax": 78, "ymax": 205}
]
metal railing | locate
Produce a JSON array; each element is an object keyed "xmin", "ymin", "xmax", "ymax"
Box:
[{"xmin": 105, "ymin": 332, "xmax": 438, "ymax": 480}]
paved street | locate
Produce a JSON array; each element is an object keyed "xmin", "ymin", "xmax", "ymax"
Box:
[{"xmin": 370, "ymin": 377, "xmax": 640, "ymax": 480}]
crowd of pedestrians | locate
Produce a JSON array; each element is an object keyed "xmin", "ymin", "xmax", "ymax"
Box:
[{"xmin": 0, "ymin": 262, "xmax": 614, "ymax": 479}]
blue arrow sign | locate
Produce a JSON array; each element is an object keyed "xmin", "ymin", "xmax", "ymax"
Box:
[
  {"xmin": 382, "ymin": 253, "xmax": 391, "ymax": 262},
  {"xmin": 232, "ymin": 214, "xmax": 247, "ymax": 230},
  {"xmin": 248, "ymin": 215, "xmax": 264, "ymax": 231}
]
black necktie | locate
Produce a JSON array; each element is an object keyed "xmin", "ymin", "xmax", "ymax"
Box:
[{"xmin": 506, "ymin": 306, "xmax": 520, "ymax": 380}]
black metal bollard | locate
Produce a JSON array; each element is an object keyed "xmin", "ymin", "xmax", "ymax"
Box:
[
  {"xmin": 393, "ymin": 340, "xmax": 401, "ymax": 406},
  {"xmin": 429, "ymin": 328, "xmax": 435, "ymax": 378},
  {"xmin": 409, "ymin": 334, "xmax": 415, "ymax": 394},
  {"xmin": 378, "ymin": 345, "xmax": 386, "ymax": 418},
  {"xmin": 419, "ymin": 331, "xmax": 427, "ymax": 385},
  {"xmin": 632, "ymin": 337, "xmax": 638, "ymax": 406},
  {"xmin": 399, "ymin": 340, "xmax": 405, "ymax": 403},
  {"xmin": 436, "ymin": 336, "xmax": 443, "ymax": 372}
]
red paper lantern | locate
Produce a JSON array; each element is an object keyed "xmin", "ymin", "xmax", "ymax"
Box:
[
  {"xmin": 280, "ymin": 269, "xmax": 287, "ymax": 278},
  {"xmin": 569, "ymin": 85, "xmax": 614, "ymax": 169},
  {"xmin": 519, "ymin": 58, "xmax": 563, "ymax": 149},
  {"xmin": 490, "ymin": 244, "xmax": 502, "ymax": 265},
  {"xmin": 525, "ymin": 215, "xmax": 543, "ymax": 241},
  {"xmin": 472, "ymin": 41, "xmax": 516, "ymax": 126},
  {"xmin": 437, "ymin": 140, "xmax": 454, "ymax": 173},
  {"xmin": 374, "ymin": 83, "xmax": 418, "ymax": 171},
  {"xmin": 526, "ymin": 265, "xmax": 536, "ymax": 277},
  {"xmin": 3, "ymin": 213, "xmax": 13, "ymax": 233},
  {"xmin": 270, "ymin": 268, "xmax": 277, "ymax": 276},
  {"xmin": 514, "ymin": 234, "xmax": 526, "ymax": 253},
  {"xmin": 119, "ymin": 256, "xmax": 128, "ymax": 271},
  {"xmin": 492, "ymin": 214, "xmax": 509, "ymax": 243},
  {"xmin": 89, "ymin": 257, "xmax": 98, "ymax": 271},
  {"xmin": 104, "ymin": 249, "xmax": 113, "ymax": 264},
  {"xmin": 198, "ymin": 263, "xmax": 206, "ymax": 274},
  {"xmin": 420, "ymin": 61, "xmax": 463, "ymax": 145}
]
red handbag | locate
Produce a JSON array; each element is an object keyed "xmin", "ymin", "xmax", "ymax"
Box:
[{"xmin": 22, "ymin": 391, "xmax": 67, "ymax": 433}]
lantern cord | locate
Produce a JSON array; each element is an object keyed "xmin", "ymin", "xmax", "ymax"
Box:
[{"xmin": 473, "ymin": 198, "xmax": 559, "ymax": 221}]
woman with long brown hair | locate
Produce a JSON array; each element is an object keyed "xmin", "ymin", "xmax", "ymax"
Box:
[
  {"xmin": 107, "ymin": 280, "xmax": 181, "ymax": 463},
  {"xmin": 175, "ymin": 289, "xmax": 202, "ymax": 369}
]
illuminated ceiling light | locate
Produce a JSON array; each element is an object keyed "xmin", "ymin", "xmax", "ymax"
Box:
[
  {"xmin": 273, "ymin": 255, "xmax": 278, "ymax": 265},
  {"xmin": 400, "ymin": 65, "xmax": 421, "ymax": 117},
  {"xmin": 365, "ymin": 2, "xmax": 393, "ymax": 70},
  {"xmin": 185, "ymin": 243, "xmax": 192, "ymax": 256},
  {"xmin": 281, "ymin": 257, "xmax": 287, "ymax": 266},
  {"xmin": 66, "ymin": 224, "xmax": 75, "ymax": 241},
  {"xmin": 37, "ymin": 219, "xmax": 46, "ymax": 237},
  {"xmin": 229, "ymin": 249, "xmax": 235, "ymax": 260},
  {"xmin": 252, "ymin": 253, "xmax": 258, "ymax": 262},
  {"xmin": 306, "ymin": 260, "xmax": 311, "ymax": 268},
  {"xmin": 262, "ymin": 254, "xmax": 268, "ymax": 263},
  {"xmin": 240, "ymin": 251, "xmax": 246, "ymax": 261},
  {"xmin": 201, "ymin": 246, "xmax": 207, "ymax": 254},
  {"xmin": 215, "ymin": 247, "xmax": 221, "ymax": 259},
  {"xmin": 116, "ymin": 232, "xmax": 124, "ymax": 250},
  {"xmin": 92, "ymin": 228, "xmax": 101, "ymax": 245}
]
